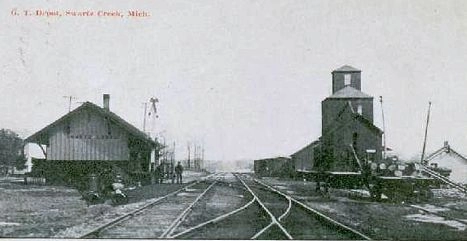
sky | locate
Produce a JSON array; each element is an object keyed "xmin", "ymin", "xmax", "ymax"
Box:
[{"xmin": 1, "ymin": 0, "xmax": 466, "ymax": 162}]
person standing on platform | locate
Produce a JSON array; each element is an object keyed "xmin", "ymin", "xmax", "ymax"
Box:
[
  {"xmin": 155, "ymin": 164, "xmax": 163, "ymax": 184},
  {"xmin": 175, "ymin": 162, "xmax": 183, "ymax": 184}
]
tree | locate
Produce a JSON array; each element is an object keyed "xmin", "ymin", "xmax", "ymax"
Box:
[{"xmin": 0, "ymin": 129, "xmax": 26, "ymax": 174}]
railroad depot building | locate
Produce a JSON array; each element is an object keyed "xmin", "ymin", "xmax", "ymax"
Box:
[
  {"xmin": 25, "ymin": 94, "xmax": 159, "ymax": 185},
  {"xmin": 292, "ymin": 65, "xmax": 383, "ymax": 174}
]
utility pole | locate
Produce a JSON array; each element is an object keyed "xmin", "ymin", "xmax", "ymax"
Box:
[
  {"xmin": 148, "ymin": 97, "xmax": 159, "ymax": 137},
  {"xmin": 379, "ymin": 96, "xmax": 387, "ymax": 160},
  {"xmin": 420, "ymin": 101, "xmax": 432, "ymax": 165},
  {"xmin": 201, "ymin": 145, "xmax": 205, "ymax": 171},
  {"xmin": 163, "ymin": 138, "xmax": 167, "ymax": 163},
  {"xmin": 172, "ymin": 142, "xmax": 176, "ymax": 163},
  {"xmin": 63, "ymin": 95, "xmax": 76, "ymax": 112},
  {"xmin": 142, "ymin": 102, "xmax": 148, "ymax": 132},
  {"xmin": 187, "ymin": 142, "xmax": 191, "ymax": 169},
  {"xmin": 193, "ymin": 143, "xmax": 196, "ymax": 170},
  {"xmin": 194, "ymin": 143, "xmax": 199, "ymax": 170}
]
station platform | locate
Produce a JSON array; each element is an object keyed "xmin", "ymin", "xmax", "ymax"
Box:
[{"xmin": 125, "ymin": 170, "xmax": 210, "ymax": 204}]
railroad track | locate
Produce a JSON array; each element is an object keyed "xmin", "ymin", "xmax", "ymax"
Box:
[
  {"xmin": 171, "ymin": 173, "xmax": 372, "ymax": 240},
  {"xmin": 409, "ymin": 203, "xmax": 467, "ymax": 226},
  {"xmin": 247, "ymin": 174, "xmax": 467, "ymax": 239},
  {"xmin": 79, "ymin": 172, "xmax": 373, "ymax": 239},
  {"xmin": 80, "ymin": 174, "xmax": 221, "ymax": 239},
  {"xmin": 241, "ymin": 174, "xmax": 372, "ymax": 240},
  {"xmin": 167, "ymin": 174, "xmax": 265, "ymax": 239}
]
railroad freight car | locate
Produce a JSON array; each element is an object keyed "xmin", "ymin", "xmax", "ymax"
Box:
[{"xmin": 254, "ymin": 157, "xmax": 294, "ymax": 178}]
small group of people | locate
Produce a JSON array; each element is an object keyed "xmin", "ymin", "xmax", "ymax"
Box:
[{"xmin": 153, "ymin": 161, "xmax": 184, "ymax": 184}]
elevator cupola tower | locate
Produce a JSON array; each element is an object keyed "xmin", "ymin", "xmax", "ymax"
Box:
[{"xmin": 331, "ymin": 65, "xmax": 361, "ymax": 94}]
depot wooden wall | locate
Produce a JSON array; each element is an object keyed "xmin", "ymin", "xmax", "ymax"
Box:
[{"xmin": 47, "ymin": 110, "xmax": 130, "ymax": 161}]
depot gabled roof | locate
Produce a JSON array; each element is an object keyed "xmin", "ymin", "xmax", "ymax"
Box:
[
  {"xmin": 327, "ymin": 86, "xmax": 372, "ymax": 99},
  {"xmin": 332, "ymin": 65, "xmax": 361, "ymax": 72},
  {"xmin": 26, "ymin": 102, "xmax": 156, "ymax": 146}
]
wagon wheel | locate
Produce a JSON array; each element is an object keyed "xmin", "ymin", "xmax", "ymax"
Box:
[
  {"xmin": 83, "ymin": 191, "xmax": 103, "ymax": 205},
  {"xmin": 111, "ymin": 192, "xmax": 129, "ymax": 205}
]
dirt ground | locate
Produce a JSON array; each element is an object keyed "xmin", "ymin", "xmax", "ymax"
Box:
[
  {"xmin": 0, "ymin": 179, "xmax": 94, "ymax": 237},
  {"xmin": 261, "ymin": 177, "xmax": 467, "ymax": 240},
  {"xmin": 2, "ymin": 174, "xmax": 466, "ymax": 240},
  {"xmin": 0, "ymin": 172, "xmax": 209, "ymax": 238}
]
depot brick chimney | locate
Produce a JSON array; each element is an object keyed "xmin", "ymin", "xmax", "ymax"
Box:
[{"xmin": 103, "ymin": 94, "xmax": 110, "ymax": 111}]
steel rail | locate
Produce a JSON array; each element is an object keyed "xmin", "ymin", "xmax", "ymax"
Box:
[
  {"xmin": 235, "ymin": 174, "xmax": 294, "ymax": 240},
  {"xmin": 254, "ymin": 178, "xmax": 373, "ymax": 240},
  {"xmin": 79, "ymin": 174, "xmax": 216, "ymax": 239},
  {"xmin": 235, "ymin": 174, "xmax": 280, "ymax": 240},
  {"xmin": 409, "ymin": 204, "xmax": 467, "ymax": 225},
  {"xmin": 214, "ymin": 179, "xmax": 249, "ymax": 190},
  {"xmin": 170, "ymin": 196, "xmax": 256, "ymax": 238},
  {"xmin": 160, "ymin": 181, "xmax": 218, "ymax": 238},
  {"xmin": 278, "ymin": 196, "xmax": 292, "ymax": 221},
  {"xmin": 251, "ymin": 222, "xmax": 275, "ymax": 239}
]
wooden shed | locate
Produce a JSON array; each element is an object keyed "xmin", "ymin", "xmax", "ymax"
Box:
[
  {"xmin": 425, "ymin": 141, "xmax": 465, "ymax": 184},
  {"xmin": 291, "ymin": 140, "xmax": 321, "ymax": 172}
]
